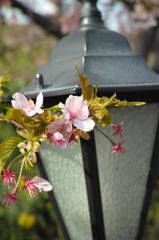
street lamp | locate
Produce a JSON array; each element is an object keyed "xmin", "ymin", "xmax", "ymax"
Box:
[{"xmin": 20, "ymin": 0, "xmax": 159, "ymax": 240}]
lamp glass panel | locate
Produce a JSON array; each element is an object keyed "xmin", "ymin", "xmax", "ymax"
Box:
[
  {"xmin": 39, "ymin": 141, "xmax": 92, "ymax": 240},
  {"xmin": 94, "ymin": 103, "xmax": 159, "ymax": 240}
]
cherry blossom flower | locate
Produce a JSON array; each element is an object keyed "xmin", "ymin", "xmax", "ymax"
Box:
[
  {"xmin": 1, "ymin": 168, "xmax": 18, "ymax": 188},
  {"xmin": 21, "ymin": 176, "xmax": 52, "ymax": 197},
  {"xmin": 1, "ymin": 189, "xmax": 22, "ymax": 207},
  {"xmin": 47, "ymin": 117, "xmax": 72, "ymax": 149},
  {"xmin": 47, "ymin": 117, "xmax": 72, "ymax": 138},
  {"xmin": 111, "ymin": 141, "xmax": 126, "ymax": 155},
  {"xmin": 111, "ymin": 122, "xmax": 125, "ymax": 137},
  {"xmin": 59, "ymin": 95, "xmax": 95, "ymax": 132},
  {"xmin": 49, "ymin": 132, "xmax": 67, "ymax": 149},
  {"xmin": 11, "ymin": 92, "xmax": 44, "ymax": 116}
]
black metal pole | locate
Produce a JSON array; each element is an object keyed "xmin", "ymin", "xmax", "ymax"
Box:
[{"xmin": 80, "ymin": 131, "xmax": 106, "ymax": 240}]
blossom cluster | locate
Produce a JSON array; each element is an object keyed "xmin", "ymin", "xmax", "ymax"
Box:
[
  {"xmin": 0, "ymin": 66, "xmax": 145, "ymax": 207},
  {"xmin": 98, "ymin": 0, "xmax": 159, "ymax": 35},
  {"xmin": 1, "ymin": 0, "xmax": 159, "ymax": 34}
]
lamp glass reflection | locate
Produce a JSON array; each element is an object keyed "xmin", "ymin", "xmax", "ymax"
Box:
[
  {"xmin": 94, "ymin": 103, "xmax": 159, "ymax": 240},
  {"xmin": 39, "ymin": 139, "xmax": 92, "ymax": 240}
]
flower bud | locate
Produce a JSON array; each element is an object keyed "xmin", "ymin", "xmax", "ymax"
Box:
[
  {"xmin": 17, "ymin": 142, "xmax": 27, "ymax": 149},
  {"xmin": 27, "ymin": 141, "xmax": 33, "ymax": 149},
  {"xmin": 17, "ymin": 142, "xmax": 27, "ymax": 154},
  {"xmin": 33, "ymin": 142, "xmax": 40, "ymax": 152},
  {"xmin": 39, "ymin": 138, "xmax": 47, "ymax": 143},
  {"xmin": 29, "ymin": 151, "xmax": 37, "ymax": 164}
]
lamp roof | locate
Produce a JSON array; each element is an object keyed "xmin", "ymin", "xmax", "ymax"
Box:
[{"xmin": 21, "ymin": 0, "xmax": 159, "ymax": 101}]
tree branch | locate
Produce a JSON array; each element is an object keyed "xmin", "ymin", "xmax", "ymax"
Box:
[{"xmin": 11, "ymin": 0, "xmax": 64, "ymax": 39}]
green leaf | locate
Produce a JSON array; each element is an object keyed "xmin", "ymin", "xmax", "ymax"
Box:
[
  {"xmin": 0, "ymin": 137, "xmax": 22, "ymax": 175},
  {"xmin": 94, "ymin": 113, "xmax": 112, "ymax": 127},
  {"xmin": 1, "ymin": 108, "xmax": 40, "ymax": 141},
  {"xmin": 0, "ymin": 86, "xmax": 11, "ymax": 96},
  {"xmin": 4, "ymin": 108, "xmax": 28, "ymax": 127},
  {"xmin": 0, "ymin": 113, "xmax": 24, "ymax": 128},
  {"xmin": 17, "ymin": 129, "xmax": 29, "ymax": 139},
  {"xmin": 0, "ymin": 72, "xmax": 11, "ymax": 84},
  {"xmin": 95, "ymin": 83, "xmax": 98, "ymax": 98},
  {"xmin": 95, "ymin": 94, "xmax": 146, "ymax": 109},
  {"xmin": 0, "ymin": 113, "xmax": 5, "ymax": 120},
  {"xmin": 88, "ymin": 99, "xmax": 107, "ymax": 120},
  {"xmin": 0, "ymin": 89, "xmax": 4, "ymax": 97},
  {"xmin": 95, "ymin": 93, "xmax": 117, "ymax": 107},
  {"xmin": 80, "ymin": 131, "xmax": 90, "ymax": 140},
  {"xmin": 87, "ymin": 99, "xmax": 112, "ymax": 126},
  {"xmin": 74, "ymin": 64, "xmax": 94, "ymax": 101},
  {"xmin": 2, "ymin": 108, "xmax": 57, "ymax": 141},
  {"xmin": 106, "ymin": 99, "xmax": 146, "ymax": 109},
  {"xmin": 38, "ymin": 111, "xmax": 57, "ymax": 126},
  {"xmin": 43, "ymin": 104, "xmax": 61, "ymax": 112}
]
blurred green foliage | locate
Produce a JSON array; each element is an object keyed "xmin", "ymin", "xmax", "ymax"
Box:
[
  {"xmin": 143, "ymin": 183, "xmax": 159, "ymax": 240},
  {"xmin": 0, "ymin": 23, "xmax": 63, "ymax": 240},
  {"xmin": 0, "ymin": 105, "xmax": 64, "ymax": 240}
]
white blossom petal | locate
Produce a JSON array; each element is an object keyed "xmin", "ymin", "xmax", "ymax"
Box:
[
  {"xmin": 59, "ymin": 102, "xmax": 70, "ymax": 120},
  {"xmin": 36, "ymin": 92, "xmax": 43, "ymax": 108},
  {"xmin": 11, "ymin": 92, "xmax": 28, "ymax": 109},
  {"xmin": 73, "ymin": 118, "xmax": 95, "ymax": 132}
]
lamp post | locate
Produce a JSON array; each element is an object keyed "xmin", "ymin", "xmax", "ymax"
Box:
[{"xmin": 20, "ymin": 1, "xmax": 159, "ymax": 240}]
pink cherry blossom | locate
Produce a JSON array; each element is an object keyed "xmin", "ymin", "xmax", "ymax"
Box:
[
  {"xmin": 111, "ymin": 122, "xmax": 125, "ymax": 137},
  {"xmin": 21, "ymin": 176, "xmax": 52, "ymax": 197},
  {"xmin": 47, "ymin": 117, "xmax": 72, "ymax": 149},
  {"xmin": 11, "ymin": 92, "xmax": 44, "ymax": 116},
  {"xmin": 111, "ymin": 141, "xmax": 126, "ymax": 155},
  {"xmin": 1, "ymin": 189, "xmax": 22, "ymax": 207},
  {"xmin": 47, "ymin": 117, "xmax": 72, "ymax": 136},
  {"xmin": 59, "ymin": 1, "xmax": 81, "ymax": 34},
  {"xmin": 50, "ymin": 132, "xmax": 68, "ymax": 149},
  {"xmin": 59, "ymin": 95, "xmax": 95, "ymax": 132},
  {"xmin": 1, "ymin": 168, "xmax": 18, "ymax": 188}
]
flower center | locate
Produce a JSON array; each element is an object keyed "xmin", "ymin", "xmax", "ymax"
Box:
[
  {"xmin": 27, "ymin": 99, "xmax": 35, "ymax": 110},
  {"xmin": 70, "ymin": 108, "xmax": 80, "ymax": 119}
]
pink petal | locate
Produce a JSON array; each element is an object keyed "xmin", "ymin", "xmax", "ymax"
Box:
[
  {"xmin": 32, "ymin": 176, "xmax": 53, "ymax": 192},
  {"xmin": 66, "ymin": 95, "xmax": 83, "ymax": 119},
  {"xmin": 59, "ymin": 102, "xmax": 70, "ymax": 120},
  {"xmin": 112, "ymin": 122, "xmax": 124, "ymax": 137},
  {"xmin": 51, "ymin": 132, "xmax": 67, "ymax": 149},
  {"xmin": 111, "ymin": 141, "xmax": 126, "ymax": 155},
  {"xmin": 47, "ymin": 117, "xmax": 72, "ymax": 134},
  {"xmin": 65, "ymin": 95, "xmax": 77, "ymax": 109},
  {"xmin": 2, "ymin": 169, "xmax": 9, "ymax": 175},
  {"xmin": 22, "ymin": 177, "xmax": 30, "ymax": 184},
  {"xmin": 20, "ymin": 186, "xmax": 28, "ymax": 191},
  {"xmin": 1, "ymin": 189, "xmax": 22, "ymax": 207},
  {"xmin": 77, "ymin": 102, "xmax": 89, "ymax": 120},
  {"xmin": 10, "ymin": 171, "xmax": 18, "ymax": 175}
]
